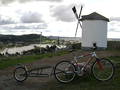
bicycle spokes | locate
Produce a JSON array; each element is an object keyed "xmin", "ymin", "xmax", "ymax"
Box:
[{"xmin": 54, "ymin": 61, "xmax": 76, "ymax": 83}]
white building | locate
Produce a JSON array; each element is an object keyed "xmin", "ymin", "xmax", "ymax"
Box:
[{"xmin": 81, "ymin": 12, "xmax": 109, "ymax": 49}]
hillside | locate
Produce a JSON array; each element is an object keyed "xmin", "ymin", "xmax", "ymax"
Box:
[
  {"xmin": 0, "ymin": 34, "xmax": 50, "ymax": 43},
  {"xmin": 0, "ymin": 34, "xmax": 119, "ymax": 45},
  {"xmin": 0, "ymin": 34, "xmax": 51, "ymax": 48}
]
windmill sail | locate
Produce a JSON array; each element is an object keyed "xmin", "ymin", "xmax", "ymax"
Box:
[
  {"xmin": 72, "ymin": 5, "xmax": 83, "ymax": 37},
  {"xmin": 72, "ymin": 6, "xmax": 78, "ymax": 19}
]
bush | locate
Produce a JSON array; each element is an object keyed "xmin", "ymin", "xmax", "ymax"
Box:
[{"xmin": 66, "ymin": 43, "xmax": 81, "ymax": 50}]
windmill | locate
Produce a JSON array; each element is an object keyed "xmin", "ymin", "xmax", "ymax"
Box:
[
  {"xmin": 72, "ymin": 5, "xmax": 83, "ymax": 37},
  {"xmin": 72, "ymin": 5, "xmax": 109, "ymax": 49}
]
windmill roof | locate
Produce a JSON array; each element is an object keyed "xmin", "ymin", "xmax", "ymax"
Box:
[{"xmin": 81, "ymin": 12, "xmax": 109, "ymax": 22}]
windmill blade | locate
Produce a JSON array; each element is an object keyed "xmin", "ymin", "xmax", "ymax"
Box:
[
  {"xmin": 78, "ymin": 5, "xmax": 83, "ymax": 30},
  {"xmin": 75, "ymin": 22, "xmax": 83, "ymax": 37},
  {"xmin": 75, "ymin": 21, "xmax": 80, "ymax": 37},
  {"xmin": 79, "ymin": 22, "xmax": 82, "ymax": 29},
  {"xmin": 72, "ymin": 6, "xmax": 78, "ymax": 19},
  {"xmin": 75, "ymin": 21, "xmax": 83, "ymax": 37},
  {"xmin": 72, "ymin": 6, "xmax": 76, "ymax": 13},
  {"xmin": 73, "ymin": 5, "xmax": 83, "ymax": 37},
  {"xmin": 78, "ymin": 5, "xmax": 83, "ymax": 18}
]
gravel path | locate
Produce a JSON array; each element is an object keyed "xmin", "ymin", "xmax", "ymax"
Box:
[{"xmin": 0, "ymin": 50, "xmax": 119, "ymax": 90}]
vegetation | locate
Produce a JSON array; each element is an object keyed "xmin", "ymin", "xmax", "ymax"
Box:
[
  {"xmin": 0, "ymin": 46, "xmax": 120, "ymax": 89},
  {"xmin": 44, "ymin": 72, "xmax": 120, "ymax": 90},
  {"xmin": 1, "ymin": 35, "xmax": 120, "ymax": 89},
  {"xmin": 0, "ymin": 50, "xmax": 69, "ymax": 69},
  {"xmin": 66, "ymin": 43, "xmax": 81, "ymax": 50},
  {"xmin": 107, "ymin": 41, "xmax": 120, "ymax": 50},
  {"xmin": 0, "ymin": 34, "xmax": 53, "ymax": 49}
]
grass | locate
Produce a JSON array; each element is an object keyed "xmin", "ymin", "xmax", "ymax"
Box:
[
  {"xmin": 1, "ymin": 49, "xmax": 120, "ymax": 90},
  {"xmin": 45, "ymin": 76, "xmax": 120, "ymax": 90},
  {"xmin": 44, "ymin": 68, "xmax": 120, "ymax": 90},
  {"xmin": 0, "ymin": 50, "xmax": 69, "ymax": 69},
  {"xmin": 42, "ymin": 55, "xmax": 120, "ymax": 90}
]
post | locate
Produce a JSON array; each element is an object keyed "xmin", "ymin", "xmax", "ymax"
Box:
[{"xmin": 40, "ymin": 32, "xmax": 42, "ymax": 53}]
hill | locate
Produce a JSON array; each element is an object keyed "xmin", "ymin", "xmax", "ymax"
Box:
[{"xmin": 0, "ymin": 34, "xmax": 51, "ymax": 46}]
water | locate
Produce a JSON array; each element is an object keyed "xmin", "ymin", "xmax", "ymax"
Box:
[{"xmin": 0, "ymin": 44, "xmax": 66, "ymax": 55}]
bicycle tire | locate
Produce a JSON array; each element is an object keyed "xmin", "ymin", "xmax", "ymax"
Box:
[
  {"xmin": 54, "ymin": 61, "xmax": 76, "ymax": 83},
  {"xmin": 92, "ymin": 58, "xmax": 115, "ymax": 81},
  {"xmin": 13, "ymin": 67, "xmax": 28, "ymax": 82}
]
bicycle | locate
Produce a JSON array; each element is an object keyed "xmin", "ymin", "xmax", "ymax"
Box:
[
  {"xmin": 13, "ymin": 64, "xmax": 54, "ymax": 82},
  {"xmin": 54, "ymin": 47, "xmax": 115, "ymax": 83}
]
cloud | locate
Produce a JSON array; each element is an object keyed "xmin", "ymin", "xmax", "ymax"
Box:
[
  {"xmin": 20, "ymin": 11, "xmax": 44, "ymax": 23},
  {"xmin": 109, "ymin": 28, "xmax": 120, "ymax": 32},
  {"xmin": 0, "ymin": 23, "xmax": 48, "ymax": 30},
  {"xmin": 34, "ymin": 23, "xmax": 48, "ymax": 29},
  {"xmin": 108, "ymin": 21, "xmax": 120, "ymax": 32},
  {"xmin": 110, "ymin": 17, "xmax": 120, "ymax": 21},
  {"xmin": 14, "ymin": 25, "xmax": 30, "ymax": 29},
  {"xmin": 0, "ymin": 15, "xmax": 16, "ymax": 25},
  {"xmin": 14, "ymin": 24, "xmax": 47, "ymax": 29},
  {"xmin": 0, "ymin": 23, "xmax": 48, "ymax": 35},
  {"xmin": 51, "ymin": 4, "xmax": 76, "ymax": 22},
  {"xmin": 38, "ymin": 0, "xmax": 62, "ymax": 2},
  {"xmin": 0, "ymin": 0, "xmax": 62, "ymax": 5},
  {"xmin": 0, "ymin": 11, "xmax": 46, "ymax": 25}
]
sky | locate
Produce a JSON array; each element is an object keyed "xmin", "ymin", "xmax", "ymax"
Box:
[{"xmin": 0, "ymin": 0, "xmax": 120, "ymax": 38}]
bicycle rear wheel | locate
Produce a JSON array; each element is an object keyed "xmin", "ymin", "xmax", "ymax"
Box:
[
  {"xmin": 54, "ymin": 61, "xmax": 76, "ymax": 83},
  {"xmin": 13, "ymin": 67, "xmax": 28, "ymax": 82},
  {"xmin": 92, "ymin": 58, "xmax": 115, "ymax": 81}
]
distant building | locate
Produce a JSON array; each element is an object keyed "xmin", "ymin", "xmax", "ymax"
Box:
[{"xmin": 81, "ymin": 12, "xmax": 109, "ymax": 49}]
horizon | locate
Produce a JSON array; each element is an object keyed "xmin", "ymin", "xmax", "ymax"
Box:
[
  {"xmin": 0, "ymin": 0, "xmax": 120, "ymax": 38},
  {"xmin": 0, "ymin": 34, "xmax": 120, "ymax": 39}
]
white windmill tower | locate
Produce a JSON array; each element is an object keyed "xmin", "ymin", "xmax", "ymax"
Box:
[{"xmin": 72, "ymin": 6, "xmax": 109, "ymax": 50}]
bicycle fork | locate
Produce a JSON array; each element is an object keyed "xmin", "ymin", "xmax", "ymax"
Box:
[{"xmin": 96, "ymin": 58, "xmax": 104, "ymax": 70}]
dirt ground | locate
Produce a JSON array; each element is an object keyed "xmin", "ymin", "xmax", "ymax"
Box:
[{"xmin": 0, "ymin": 50, "xmax": 119, "ymax": 90}]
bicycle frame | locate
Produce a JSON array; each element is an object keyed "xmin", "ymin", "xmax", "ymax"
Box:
[
  {"xmin": 73, "ymin": 51, "xmax": 101, "ymax": 75},
  {"xmin": 26, "ymin": 66, "xmax": 54, "ymax": 77},
  {"xmin": 74, "ymin": 51, "xmax": 98, "ymax": 63},
  {"xmin": 54, "ymin": 50, "xmax": 114, "ymax": 83},
  {"xmin": 16, "ymin": 64, "xmax": 54, "ymax": 78}
]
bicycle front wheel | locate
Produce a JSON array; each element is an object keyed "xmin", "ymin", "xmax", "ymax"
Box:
[
  {"xmin": 13, "ymin": 67, "xmax": 28, "ymax": 82},
  {"xmin": 92, "ymin": 58, "xmax": 115, "ymax": 81},
  {"xmin": 54, "ymin": 61, "xmax": 76, "ymax": 83}
]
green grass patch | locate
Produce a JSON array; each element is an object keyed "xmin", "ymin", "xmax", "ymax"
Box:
[
  {"xmin": 0, "ymin": 50, "xmax": 69, "ymax": 69},
  {"xmin": 107, "ymin": 56, "xmax": 120, "ymax": 66},
  {"xmin": 109, "ymin": 56, "xmax": 120, "ymax": 62}
]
